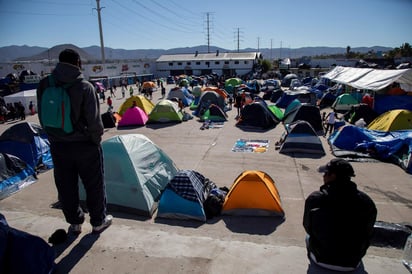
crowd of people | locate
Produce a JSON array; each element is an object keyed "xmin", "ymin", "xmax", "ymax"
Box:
[{"xmin": 0, "ymin": 101, "xmax": 26, "ymax": 122}]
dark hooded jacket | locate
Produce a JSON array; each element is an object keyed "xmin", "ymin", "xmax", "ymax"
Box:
[
  {"xmin": 36, "ymin": 62, "xmax": 103, "ymax": 145},
  {"xmin": 303, "ymin": 179, "xmax": 377, "ymax": 268}
]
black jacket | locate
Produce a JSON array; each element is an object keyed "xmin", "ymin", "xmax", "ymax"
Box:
[
  {"xmin": 36, "ymin": 62, "xmax": 103, "ymax": 145},
  {"xmin": 303, "ymin": 179, "xmax": 377, "ymax": 268}
]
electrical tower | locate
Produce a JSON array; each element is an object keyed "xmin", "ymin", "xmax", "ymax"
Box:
[
  {"xmin": 234, "ymin": 28, "xmax": 243, "ymax": 52},
  {"xmin": 203, "ymin": 12, "xmax": 214, "ymax": 53}
]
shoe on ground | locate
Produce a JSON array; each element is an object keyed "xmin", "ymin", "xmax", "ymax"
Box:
[
  {"xmin": 92, "ymin": 215, "xmax": 113, "ymax": 234},
  {"xmin": 68, "ymin": 224, "xmax": 82, "ymax": 235}
]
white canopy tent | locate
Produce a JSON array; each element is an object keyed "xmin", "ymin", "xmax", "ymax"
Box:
[
  {"xmin": 3, "ymin": 89, "xmax": 37, "ymax": 114},
  {"xmin": 323, "ymin": 66, "xmax": 412, "ymax": 91}
]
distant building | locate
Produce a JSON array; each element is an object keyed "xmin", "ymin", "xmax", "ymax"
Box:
[{"xmin": 155, "ymin": 51, "xmax": 263, "ymax": 78}]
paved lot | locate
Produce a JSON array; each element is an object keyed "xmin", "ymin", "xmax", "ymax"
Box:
[{"xmin": 1, "ymin": 84, "xmax": 411, "ymax": 274}]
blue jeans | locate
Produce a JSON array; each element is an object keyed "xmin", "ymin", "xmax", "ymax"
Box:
[{"xmin": 50, "ymin": 141, "xmax": 107, "ymax": 227}]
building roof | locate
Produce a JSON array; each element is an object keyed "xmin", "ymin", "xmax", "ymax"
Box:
[{"xmin": 156, "ymin": 51, "xmax": 262, "ymax": 62}]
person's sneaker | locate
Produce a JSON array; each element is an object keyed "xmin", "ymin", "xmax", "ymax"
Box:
[
  {"xmin": 92, "ymin": 215, "xmax": 113, "ymax": 234},
  {"xmin": 68, "ymin": 224, "xmax": 82, "ymax": 235}
]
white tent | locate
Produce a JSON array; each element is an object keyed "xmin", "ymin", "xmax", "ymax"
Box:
[
  {"xmin": 3, "ymin": 89, "xmax": 37, "ymax": 114},
  {"xmin": 323, "ymin": 66, "xmax": 412, "ymax": 91}
]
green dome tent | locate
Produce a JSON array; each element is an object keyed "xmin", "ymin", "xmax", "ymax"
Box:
[
  {"xmin": 148, "ymin": 99, "xmax": 183, "ymax": 123},
  {"xmin": 225, "ymin": 78, "xmax": 243, "ymax": 91},
  {"xmin": 332, "ymin": 93, "xmax": 359, "ymax": 112}
]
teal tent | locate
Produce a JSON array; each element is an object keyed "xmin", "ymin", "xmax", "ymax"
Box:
[
  {"xmin": 332, "ymin": 93, "xmax": 359, "ymax": 112},
  {"xmin": 80, "ymin": 134, "xmax": 179, "ymax": 216}
]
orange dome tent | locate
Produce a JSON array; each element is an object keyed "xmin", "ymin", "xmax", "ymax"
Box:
[{"xmin": 222, "ymin": 170, "xmax": 284, "ymax": 217}]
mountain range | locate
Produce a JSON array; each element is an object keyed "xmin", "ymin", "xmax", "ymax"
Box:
[{"xmin": 0, "ymin": 44, "xmax": 393, "ymax": 63}]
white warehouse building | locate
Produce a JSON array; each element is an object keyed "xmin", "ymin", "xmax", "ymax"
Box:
[{"xmin": 156, "ymin": 51, "xmax": 263, "ymax": 78}]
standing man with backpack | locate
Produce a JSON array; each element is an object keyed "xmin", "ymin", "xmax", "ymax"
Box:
[{"xmin": 36, "ymin": 49, "xmax": 112, "ymax": 235}]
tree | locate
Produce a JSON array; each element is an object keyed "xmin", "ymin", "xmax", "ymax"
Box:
[
  {"xmin": 260, "ymin": 59, "xmax": 272, "ymax": 73},
  {"xmin": 400, "ymin": 43, "xmax": 412, "ymax": 57},
  {"xmin": 387, "ymin": 42, "xmax": 412, "ymax": 58}
]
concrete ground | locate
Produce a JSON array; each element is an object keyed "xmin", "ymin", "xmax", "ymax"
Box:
[{"xmin": 1, "ymin": 84, "xmax": 411, "ymax": 274}]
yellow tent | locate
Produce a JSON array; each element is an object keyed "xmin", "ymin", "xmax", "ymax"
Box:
[
  {"xmin": 367, "ymin": 109, "xmax": 412, "ymax": 131},
  {"xmin": 222, "ymin": 170, "xmax": 284, "ymax": 217},
  {"xmin": 118, "ymin": 95, "xmax": 154, "ymax": 116}
]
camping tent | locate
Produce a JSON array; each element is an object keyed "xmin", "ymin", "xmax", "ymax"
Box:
[
  {"xmin": 195, "ymin": 90, "xmax": 226, "ymax": 116},
  {"xmin": 282, "ymin": 104, "xmax": 324, "ymax": 135},
  {"xmin": 236, "ymin": 100, "xmax": 279, "ymax": 130},
  {"xmin": 283, "ymin": 99, "xmax": 302, "ymax": 118},
  {"xmin": 344, "ymin": 103, "xmax": 378, "ymax": 125},
  {"xmin": 225, "ymin": 78, "xmax": 243, "ymax": 91},
  {"xmin": 202, "ymin": 86, "xmax": 228, "ymax": 99},
  {"xmin": 222, "ymin": 170, "xmax": 285, "ymax": 217},
  {"xmin": 3, "ymin": 89, "xmax": 37, "ymax": 114},
  {"xmin": 167, "ymin": 87, "xmax": 194, "ymax": 106},
  {"xmin": 0, "ymin": 122, "xmax": 53, "ymax": 170},
  {"xmin": 318, "ymin": 91, "xmax": 338, "ymax": 109},
  {"xmin": 118, "ymin": 95, "xmax": 154, "ymax": 116},
  {"xmin": 331, "ymin": 93, "xmax": 359, "ymax": 112},
  {"xmin": 367, "ymin": 109, "xmax": 412, "ymax": 131},
  {"xmin": 0, "ymin": 153, "xmax": 37, "ymax": 200},
  {"xmin": 148, "ymin": 99, "xmax": 183, "ymax": 123},
  {"xmin": 117, "ymin": 106, "xmax": 149, "ymax": 127},
  {"xmin": 80, "ymin": 134, "xmax": 179, "ymax": 216},
  {"xmin": 279, "ymin": 120, "xmax": 325, "ymax": 155},
  {"xmin": 275, "ymin": 89, "xmax": 317, "ymax": 108},
  {"xmin": 157, "ymin": 170, "xmax": 213, "ymax": 222},
  {"xmin": 200, "ymin": 104, "xmax": 227, "ymax": 122},
  {"xmin": 268, "ymin": 104, "xmax": 284, "ymax": 121}
]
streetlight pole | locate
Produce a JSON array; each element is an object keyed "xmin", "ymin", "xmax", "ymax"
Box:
[{"xmin": 95, "ymin": 0, "xmax": 105, "ymax": 64}]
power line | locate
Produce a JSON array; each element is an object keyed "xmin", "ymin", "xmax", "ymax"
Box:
[
  {"xmin": 0, "ymin": 10, "xmax": 90, "ymax": 17},
  {"xmin": 109, "ymin": 0, "xmax": 197, "ymax": 34},
  {"xmin": 131, "ymin": 0, "xmax": 198, "ymax": 32},
  {"xmin": 149, "ymin": 0, "xmax": 200, "ymax": 26}
]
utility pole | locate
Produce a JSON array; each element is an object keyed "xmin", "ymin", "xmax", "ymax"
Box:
[
  {"xmin": 233, "ymin": 28, "xmax": 243, "ymax": 52},
  {"xmin": 280, "ymin": 41, "xmax": 282, "ymax": 60},
  {"xmin": 95, "ymin": 0, "xmax": 105, "ymax": 64},
  {"xmin": 206, "ymin": 12, "xmax": 210, "ymax": 53},
  {"xmin": 237, "ymin": 28, "xmax": 240, "ymax": 52},
  {"xmin": 257, "ymin": 37, "xmax": 260, "ymax": 52},
  {"xmin": 270, "ymin": 39, "xmax": 273, "ymax": 60}
]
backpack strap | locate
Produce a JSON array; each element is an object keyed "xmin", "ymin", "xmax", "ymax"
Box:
[{"xmin": 47, "ymin": 74, "xmax": 56, "ymax": 87}]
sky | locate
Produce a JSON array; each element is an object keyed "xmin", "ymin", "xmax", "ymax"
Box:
[{"xmin": 0, "ymin": 0, "xmax": 411, "ymax": 51}]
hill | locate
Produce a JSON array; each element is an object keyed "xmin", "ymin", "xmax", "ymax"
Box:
[{"xmin": 0, "ymin": 44, "xmax": 393, "ymax": 62}]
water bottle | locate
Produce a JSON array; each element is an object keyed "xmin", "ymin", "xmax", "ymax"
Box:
[{"xmin": 403, "ymin": 233, "xmax": 412, "ymax": 273}]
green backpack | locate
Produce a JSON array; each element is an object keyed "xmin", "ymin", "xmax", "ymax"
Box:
[{"xmin": 40, "ymin": 75, "xmax": 75, "ymax": 136}]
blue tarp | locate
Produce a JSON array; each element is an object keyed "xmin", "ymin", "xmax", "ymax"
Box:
[
  {"xmin": 329, "ymin": 125, "xmax": 412, "ymax": 174},
  {"xmin": 0, "ymin": 153, "xmax": 37, "ymax": 200},
  {"xmin": 0, "ymin": 213, "xmax": 55, "ymax": 274},
  {"xmin": 374, "ymin": 94, "xmax": 412, "ymax": 115}
]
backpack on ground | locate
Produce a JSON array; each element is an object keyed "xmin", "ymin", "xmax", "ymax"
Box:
[{"xmin": 40, "ymin": 75, "xmax": 76, "ymax": 136}]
